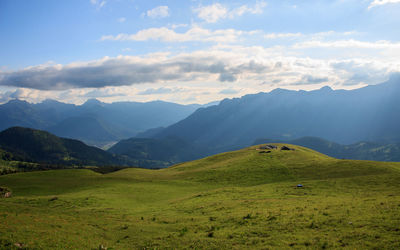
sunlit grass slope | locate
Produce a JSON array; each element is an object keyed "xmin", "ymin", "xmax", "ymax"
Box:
[{"xmin": 1, "ymin": 144, "xmax": 400, "ymax": 249}]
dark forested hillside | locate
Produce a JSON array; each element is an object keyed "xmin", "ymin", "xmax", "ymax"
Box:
[{"xmin": 0, "ymin": 127, "xmax": 119, "ymax": 166}]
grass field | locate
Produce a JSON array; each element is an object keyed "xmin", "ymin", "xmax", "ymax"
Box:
[{"xmin": 1, "ymin": 144, "xmax": 400, "ymax": 249}]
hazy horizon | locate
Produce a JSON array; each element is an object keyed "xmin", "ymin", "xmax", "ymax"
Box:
[{"xmin": 0, "ymin": 79, "xmax": 380, "ymax": 106}]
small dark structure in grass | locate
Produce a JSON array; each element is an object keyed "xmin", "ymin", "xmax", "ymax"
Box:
[
  {"xmin": 49, "ymin": 196, "xmax": 58, "ymax": 201},
  {"xmin": 281, "ymin": 145, "xmax": 295, "ymax": 151},
  {"xmin": 297, "ymin": 184, "xmax": 303, "ymax": 188},
  {"xmin": 259, "ymin": 150, "xmax": 271, "ymax": 154},
  {"xmin": 0, "ymin": 186, "xmax": 12, "ymax": 198}
]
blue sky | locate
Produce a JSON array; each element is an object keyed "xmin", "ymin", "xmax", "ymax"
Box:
[{"xmin": 1, "ymin": 0, "xmax": 400, "ymax": 104}]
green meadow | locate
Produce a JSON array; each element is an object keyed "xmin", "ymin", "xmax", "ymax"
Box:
[{"xmin": 1, "ymin": 144, "xmax": 400, "ymax": 249}]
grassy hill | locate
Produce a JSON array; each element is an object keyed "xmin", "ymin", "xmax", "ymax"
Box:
[
  {"xmin": 254, "ymin": 136, "xmax": 400, "ymax": 162},
  {"xmin": 0, "ymin": 144, "xmax": 399, "ymax": 248}
]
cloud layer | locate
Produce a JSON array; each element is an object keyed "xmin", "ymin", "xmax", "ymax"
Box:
[
  {"xmin": 1, "ymin": 45, "xmax": 398, "ymax": 92},
  {"xmin": 0, "ymin": 52, "xmax": 265, "ymax": 90},
  {"xmin": 101, "ymin": 26, "xmax": 254, "ymax": 43},
  {"xmin": 193, "ymin": 1, "xmax": 267, "ymax": 23}
]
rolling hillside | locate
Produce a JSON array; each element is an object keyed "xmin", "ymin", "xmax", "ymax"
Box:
[{"xmin": 1, "ymin": 144, "xmax": 399, "ymax": 248}]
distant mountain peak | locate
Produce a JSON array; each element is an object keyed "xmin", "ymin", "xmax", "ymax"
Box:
[
  {"xmin": 317, "ymin": 86, "xmax": 333, "ymax": 92},
  {"xmin": 83, "ymin": 98, "xmax": 103, "ymax": 106},
  {"xmin": 270, "ymin": 88, "xmax": 293, "ymax": 94},
  {"xmin": 41, "ymin": 98, "xmax": 63, "ymax": 104},
  {"xmin": 6, "ymin": 99, "xmax": 28, "ymax": 104},
  {"xmin": 5, "ymin": 99, "xmax": 30, "ymax": 107}
]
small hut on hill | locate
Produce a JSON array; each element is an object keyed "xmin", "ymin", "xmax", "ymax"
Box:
[{"xmin": 259, "ymin": 144, "xmax": 278, "ymax": 150}]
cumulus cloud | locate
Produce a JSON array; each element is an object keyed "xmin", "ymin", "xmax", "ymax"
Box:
[
  {"xmin": 147, "ymin": 6, "xmax": 169, "ymax": 18},
  {"xmin": 101, "ymin": 26, "xmax": 253, "ymax": 43},
  {"xmin": 194, "ymin": 1, "xmax": 267, "ymax": 23},
  {"xmin": 193, "ymin": 3, "xmax": 227, "ymax": 23},
  {"xmin": 368, "ymin": 0, "xmax": 400, "ymax": 9}
]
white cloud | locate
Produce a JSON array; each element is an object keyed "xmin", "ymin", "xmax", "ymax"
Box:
[
  {"xmin": 117, "ymin": 17, "xmax": 126, "ymax": 23},
  {"xmin": 194, "ymin": 1, "xmax": 267, "ymax": 23},
  {"xmin": 368, "ymin": 0, "xmax": 400, "ymax": 9},
  {"xmin": 147, "ymin": 6, "xmax": 169, "ymax": 18},
  {"xmin": 194, "ymin": 3, "xmax": 227, "ymax": 23},
  {"xmin": 101, "ymin": 26, "xmax": 253, "ymax": 43}
]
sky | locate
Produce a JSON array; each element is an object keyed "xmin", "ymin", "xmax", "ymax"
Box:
[{"xmin": 0, "ymin": 0, "xmax": 400, "ymax": 104}]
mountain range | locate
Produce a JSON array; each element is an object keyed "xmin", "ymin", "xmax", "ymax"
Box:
[
  {"xmin": 108, "ymin": 75, "xmax": 400, "ymax": 165},
  {"xmin": 1, "ymin": 76, "xmax": 400, "ymax": 168},
  {"xmin": 144, "ymin": 75, "xmax": 400, "ymax": 154},
  {"xmin": 0, "ymin": 98, "xmax": 214, "ymax": 147}
]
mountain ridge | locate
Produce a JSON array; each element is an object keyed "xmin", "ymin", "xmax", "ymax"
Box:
[
  {"xmin": 148, "ymin": 77, "xmax": 400, "ymax": 156},
  {"xmin": 0, "ymin": 98, "xmax": 210, "ymax": 146}
]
